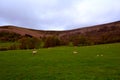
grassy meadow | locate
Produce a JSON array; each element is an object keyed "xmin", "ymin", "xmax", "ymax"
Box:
[
  {"xmin": 0, "ymin": 42, "xmax": 14, "ymax": 47},
  {"xmin": 0, "ymin": 43, "xmax": 120, "ymax": 80}
]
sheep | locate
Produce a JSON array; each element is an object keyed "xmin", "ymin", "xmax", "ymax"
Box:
[
  {"xmin": 97, "ymin": 54, "xmax": 99, "ymax": 56},
  {"xmin": 32, "ymin": 49, "xmax": 37, "ymax": 55},
  {"xmin": 73, "ymin": 51, "xmax": 78, "ymax": 54},
  {"xmin": 97, "ymin": 54, "xmax": 103, "ymax": 57}
]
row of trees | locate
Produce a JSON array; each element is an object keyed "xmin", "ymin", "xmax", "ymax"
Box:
[
  {"xmin": 0, "ymin": 35, "xmax": 90, "ymax": 50},
  {"xmin": 17, "ymin": 35, "xmax": 91, "ymax": 49},
  {"xmin": 1, "ymin": 33, "xmax": 120, "ymax": 50}
]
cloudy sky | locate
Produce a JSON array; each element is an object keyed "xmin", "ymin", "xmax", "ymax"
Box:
[{"xmin": 0, "ymin": 0, "xmax": 120, "ymax": 30}]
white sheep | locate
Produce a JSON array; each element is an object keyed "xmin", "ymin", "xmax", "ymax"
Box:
[
  {"xmin": 97, "ymin": 54, "xmax": 99, "ymax": 56},
  {"xmin": 32, "ymin": 50, "xmax": 37, "ymax": 55},
  {"xmin": 73, "ymin": 51, "xmax": 78, "ymax": 54},
  {"xmin": 97, "ymin": 54, "xmax": 103, "ymax": 57}
]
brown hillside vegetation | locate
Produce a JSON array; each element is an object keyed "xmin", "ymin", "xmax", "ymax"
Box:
[
  {"xmin": 0, "ymin": 21, "xmax": 120, "ymax": 48},
  {"xmin": 59, "ymin": 21, "xmax": 120, "ymax": 45}
]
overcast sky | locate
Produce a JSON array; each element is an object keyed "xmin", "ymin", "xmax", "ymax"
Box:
[{"xmin": 0, "ymin": 0, "xmax": 120, "ymax": 30}]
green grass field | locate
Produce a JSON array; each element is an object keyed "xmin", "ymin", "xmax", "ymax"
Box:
[
  {"xmin": 0, "ymin": 43, "xmax": 120, "ymax": 80},
  {"xmin": 0, "ymin": 42, "xmax": 19, "ymax": 47},
  {"xmin": 0, "ymin": 42, "xmax": 14, "ymax": 47}
]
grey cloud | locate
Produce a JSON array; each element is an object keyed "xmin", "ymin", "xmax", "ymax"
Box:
[{"xmin": 0, "ymin": 0, "xmax": 120, "ymax": 30}]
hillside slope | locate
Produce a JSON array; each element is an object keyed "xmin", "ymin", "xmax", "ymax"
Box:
[
  {"xmin": 59, "ymin": 21, "xmax": 120, "ymax": 44},
  {"xmin": 0, "ymin": 21, "xmax": 120, "ymax": 45}
]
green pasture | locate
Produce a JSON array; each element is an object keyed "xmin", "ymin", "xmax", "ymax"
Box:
[
  {"xmin": 0, "ymin": 42, "xmax": 13, "ymax": 47},
  {"xmin": 0, "ymin": 43, "xmax": 120, "ymax": 80},
  {"xmin": 0, "ymin": 42, "xmax": 19, "ymax": 47}
]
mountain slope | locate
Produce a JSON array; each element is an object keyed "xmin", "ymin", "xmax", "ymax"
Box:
[
  {"xmin": 0, "ymin": 21, "xmax": 120, "ymax": 45},
  {"xmin": 59, "ymin": 21, "xmax": 120, "ymax": 43}
]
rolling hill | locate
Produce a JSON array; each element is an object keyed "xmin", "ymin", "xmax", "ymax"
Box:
[{"xmin": 0, "ymin": 21, "xmax": 120, "ymax": 47}]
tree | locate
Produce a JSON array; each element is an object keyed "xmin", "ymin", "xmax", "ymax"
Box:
[
  {"xmin": 69, "ymin": 35, "xmax": 88, "ymax": 46},
  {"xmin": 19, "ymin": 37, "xmax": 40, "ymax": 49},
  {"xmin": 44, "ymin": 36, "xmax": 60, "ymax": 48}
]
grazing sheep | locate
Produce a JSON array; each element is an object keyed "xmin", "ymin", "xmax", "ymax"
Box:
[
  {"xmin": 32, "ymin": 50, "xmax": 37, "ymax": 55},
  {"xmin": 97, "ymin": 54, "xmax": 99, "ymax": 56},
  {"xmin": 73, "ymin": 51, "xmax": 78, "ymax": 54},
  {"xmin": 97, "ymin": 54, "xmax": 103, "ymax": 57}
]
